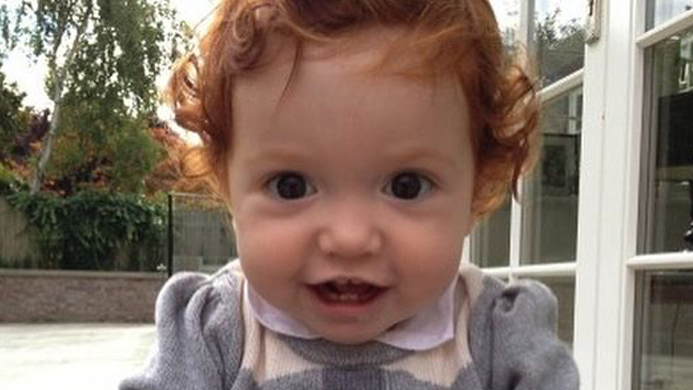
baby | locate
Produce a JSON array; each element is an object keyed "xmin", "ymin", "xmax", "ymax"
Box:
[{"xmin": 121, "ymin": 0, "xmax": 579, "ymax": 389}]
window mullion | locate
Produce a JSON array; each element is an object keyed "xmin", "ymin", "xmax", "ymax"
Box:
[
  {"xmin": 574, "ymin": 0, "xmax": 643, "ymax": 389},
  {"xmin": 629, "ymin": 252, "xmax": 693, "ymax": 270},
  {"xmin": 636, "ymin": 8, "xmax": 693, "ymax": 48},
  {"xmin": 573, "ymin": 9, "xmax": 609, "ymax": 390},
  {"xmin": 509, "ymin": 191, "xmax": 523, "ymax": 273},
  {"xmin": 540, "ymin": 70, "xmax": 584, "ymax": 103},
  {"xmin": 508, "ymin": 0, "xmax": 532, "ymax": 276}
]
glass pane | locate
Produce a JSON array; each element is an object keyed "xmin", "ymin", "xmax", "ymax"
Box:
[
  {"xmin": 531, "ymin": 0, "xmax": 585, "ymax": 87},
  {"xmin": 641, "ymin": 27, "xmax": 693, "ymax": 253},
  {"xmin": 522, "ymin": 276, "xmax": 575, "ymax": 347},
  {"xmin": 490, "ymin": 0, "xmax": 520, "ymax": 50},
  {"xmin": 172, "ymin": 193, "xmax": 237, "ymax": 274},
  {"xmin": 647, "ymin": 0, "xmax": 693, "ymax": 30},
  {"xmin": 470, "ymin": 198, "xmax": 511, "ymax": 268},
  {"xmin": 521, "ymin": 87, "xmax": 582, "ymax": 264},
  {"xmin": 633, "ymin": 270, "xmax": 693, "ymax": 390}
]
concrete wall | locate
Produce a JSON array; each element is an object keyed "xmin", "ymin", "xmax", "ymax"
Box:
[{"xmin": 0, "ymin": 270, "xmax": 166, "ymax": 323}]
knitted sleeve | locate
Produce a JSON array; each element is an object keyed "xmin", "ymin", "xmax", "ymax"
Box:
[
  {"xmin": 119, "ymin": 270, "xmax": 244, "ymax": 390},
  {"xmin": 488, "ymin": 280, "xmax": 579, "ymax": 390}
]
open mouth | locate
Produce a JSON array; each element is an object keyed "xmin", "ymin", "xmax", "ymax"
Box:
[{"xmin": 309, "ymin": 279, "xmax": 386, "ymax": 305}]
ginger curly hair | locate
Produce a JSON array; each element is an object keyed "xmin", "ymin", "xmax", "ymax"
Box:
[{"xmin": 166, "ymin": 0, "xmax": 539, "ymax": 218}]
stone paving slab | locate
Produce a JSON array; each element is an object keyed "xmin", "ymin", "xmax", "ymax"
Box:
[{"xmin": 0, "ymin": 323, "xmax": 155, "ymax": 390}]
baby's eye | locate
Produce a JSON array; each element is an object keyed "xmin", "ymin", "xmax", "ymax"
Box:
[
  {"xmin": 266, "ymin": 172, "xmax": 316, "ymax": 200},
  {"xmin": 384, "ymin": 172, "xmax": 434, "ymax": 200}
]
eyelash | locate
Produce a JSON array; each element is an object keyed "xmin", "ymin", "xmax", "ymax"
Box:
[
  {"xmin": 265, "ymin": 171, "xmax": 317, "ymax": 200},
  {"xmin": 263, "ymin": 170, "xmax": 436, "ymax": 201},
  {"xmin": 383, "ymin": 171, "xmax": 435, "ymax": 200}
]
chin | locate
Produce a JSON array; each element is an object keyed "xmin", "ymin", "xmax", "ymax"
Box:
[{"xmin": 319, "ymin": 328, "xmax": 384, "ymax": 345}]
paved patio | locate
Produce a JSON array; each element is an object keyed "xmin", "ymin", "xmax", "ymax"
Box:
[{"xmin": 0, "ymin": 323, "xmax": 156, "ymax": 390}]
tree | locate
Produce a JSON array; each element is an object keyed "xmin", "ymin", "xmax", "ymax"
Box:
[
  {"xmin": 9, "ymin": 0, "xmax": 187, "ymax": 193},
  {"xmin": 533, "ymin": 10, "xmax": 586, "ymax": 86},
  {"xmin": 0, "ymin": 68, "xmax": 29, "ymax": 161},
  {"xmin": 0, "ymin": 4, "xmax": 20, "ymax": 57}
]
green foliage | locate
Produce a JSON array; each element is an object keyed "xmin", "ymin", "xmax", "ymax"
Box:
[
  {"xmin": 5, "ymin": 189, "xmax": 166, "ymax": 271},
  {"xmin": 15, "ymin": 0, "xmax": 181, "ymax": 116},
  {"xmin": 0, "ymin": 68, "xmax": 30, "ymax": 159},
  {"xmin": 0, "ymin": 161, "xmax": 28, "ymax": 195},
  {"xmin": 7, "ymin": 0, "xmax": 189, "ymax": 193},
  {"xmin": 0, "ymin": 4, "xmax": 22, "ymax": 59},
  {"xmin": 0, "ymin": 6, "xmax": 10, "ymax": 59},
  {"xmin": 46, "ymin": 96, "xmax": 163, "ymax": 194},
  {"xmin": 61, "ymin": 0, "xmax": 175, "ymax": 115},
  {"xmin": 534, "ymin": 10, "xmax": 586, "ymax": 86},
  {"xmin": 107, "ymin": 118, "xmax": 163, "ymax": 193}
]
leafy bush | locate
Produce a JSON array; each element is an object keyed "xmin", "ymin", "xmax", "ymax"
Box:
[
  {"xmin": 0, "ymin": 68, "xmax": 29, "ymax": 159},
  {"xmin": 5, "ymin": 190, "xmax": 165, "ymax": 271},
  {"xmin": 0, "ymin": 162, "xmax": 28, "ymax": 195},
  {"xmin": 46, "ymin": 98, "xmax": 164, "ymax": 195}
]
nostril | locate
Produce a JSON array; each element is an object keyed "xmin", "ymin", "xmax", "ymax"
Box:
[{"xmin": 317, "ymin": 227, "xmax": 383, "ymax": 258}]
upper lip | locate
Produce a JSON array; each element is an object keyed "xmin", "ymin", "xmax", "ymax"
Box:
[{"xmin": 310, "ymin": 276, "xmax": 388, "ymax": 288}]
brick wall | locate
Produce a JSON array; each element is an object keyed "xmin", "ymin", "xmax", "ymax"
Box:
[{"xmin": 0, "ymin": 270, "xmax": 167, "ymax": 323}]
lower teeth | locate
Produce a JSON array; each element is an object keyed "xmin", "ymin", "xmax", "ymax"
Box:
[
  {"xmin": 319, "ymin": 287, "xmax": 376, "ymax": 303},
  {"xmin": 331, "ymin": 293, "xmax": 359, "ymax": 302}
]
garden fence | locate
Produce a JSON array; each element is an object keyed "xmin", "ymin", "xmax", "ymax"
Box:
[{"xmin": 167, "ymin": 192, "xmax": 237, "ymax": 276}]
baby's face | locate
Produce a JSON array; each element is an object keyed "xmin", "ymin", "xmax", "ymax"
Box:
[{"xmin": 228, "ymin": 29, "xmax": 475, "ymax": 344}]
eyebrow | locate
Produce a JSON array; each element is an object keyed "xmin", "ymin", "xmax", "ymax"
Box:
[
  {"xmin": 243, "ymin": 148, "xmax": 309, "ymax": 166},
  {"xmin": 242, "ymin": 145, "xmax": 463, "ymax": 172},
  {"xmin": 387, "ymin": 146, "xmax": 462, "ymax": 171}
]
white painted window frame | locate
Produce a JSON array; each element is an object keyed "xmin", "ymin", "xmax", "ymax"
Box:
[
  {"xmin": 575, "ymin": 3, "xmax": 693, "ymax": 390},
  {"xmin": 467, "ymin": 2, "xmax": 693, "ymax": 390}
]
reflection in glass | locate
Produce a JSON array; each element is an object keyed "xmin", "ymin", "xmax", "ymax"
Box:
[
  {"xmin": 470, "ymin": 198, "xmax": 510, "ymax": 268},
  {"xmin": 471, "ymin": 0, "xmax": 516, "ymax": 267},
  {"xmin": 471, "ymin": 0, "xmax": 517, "ymax": 270},
  {"xmin": 647, "ymin": 0, "xmax": 693, "ymax": 30},
  {"xmin": 634, "ymin": 271, "xmax": 693, "ymax": 390},
  {"xmin": 522, "ymin": 276, "xmax": 575, "ymax": 347},
  {"xmin": 530, "ymin": 0, "xmax": 585, "ymax": 86},
  {"xmin": 641, "ymin": 27, "xmax": 693, "ymax": 253},
  {"xmin": 521, "ymin": 87, "xmax": 582, "ymax": 264},
  {"xmin": 490, "ymin": 0, "xmax": 520, "ymax": 50}
]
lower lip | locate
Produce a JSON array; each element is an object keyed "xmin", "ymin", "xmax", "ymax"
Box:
[{"xmin": 306, "ymin": 285, "xmax": 388, "ymax": 319}]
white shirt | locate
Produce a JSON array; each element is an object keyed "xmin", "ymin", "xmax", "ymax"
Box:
[{"xmin": 244, "ymin": 277, "xmax": 456, "ymax": 351}]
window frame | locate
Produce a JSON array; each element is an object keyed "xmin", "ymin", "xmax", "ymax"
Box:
[
  {"xmin": 468, "ymin": 2, "xmax": 693, "ymax": 390},
  {"xmin": 575, "ymin": 3, "xmax": 693, "ymax": 390}
]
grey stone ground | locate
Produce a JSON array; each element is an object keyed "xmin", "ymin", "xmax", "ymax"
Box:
[{"xmin": 0, "ymin": 323, "xmax": 155, "ymax": 390}]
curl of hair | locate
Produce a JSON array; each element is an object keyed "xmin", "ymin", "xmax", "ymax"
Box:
[{"xmin": 166, "ymin": 0, "xmax": 539, "ymax": 217}]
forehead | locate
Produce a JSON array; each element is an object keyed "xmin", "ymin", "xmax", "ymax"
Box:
[{"xmin": 230, "ymin": 27, "xmax": 470, "ymax": 158}]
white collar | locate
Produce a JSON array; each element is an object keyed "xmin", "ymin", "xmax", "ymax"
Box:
[{"xmin": 244, "ymin": 277, "xmax": 457, "ymax": 351}]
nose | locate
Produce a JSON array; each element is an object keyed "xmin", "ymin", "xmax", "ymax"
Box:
[{"xmin": 317, "ymin": 201, "xmax": 383, "ymax": 259}]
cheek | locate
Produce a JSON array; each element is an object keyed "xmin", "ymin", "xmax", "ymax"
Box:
[
  {"xmin": 234, "ymin": 214, "xmax": 311, "ymax": 284},
  {"xmin": 391, "ymin": 214, "xmax": 466, "ymax": 285}
]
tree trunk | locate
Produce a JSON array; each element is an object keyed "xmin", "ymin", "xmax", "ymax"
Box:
[{"xmin": 30, "ymin": 9, "xmax": 90, "ymax": 194}]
